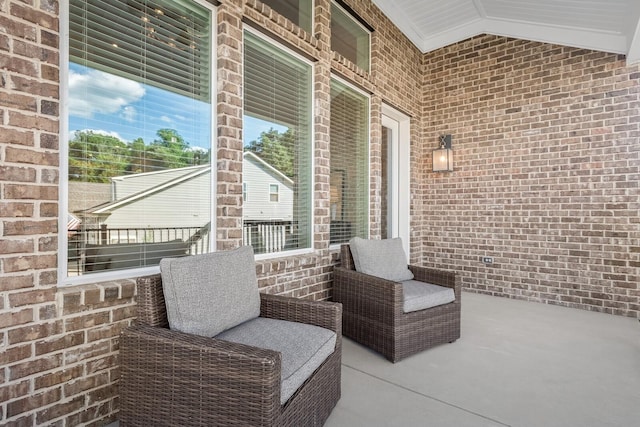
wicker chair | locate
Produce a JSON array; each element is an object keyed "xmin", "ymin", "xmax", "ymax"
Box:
[
  {"xmin": 333, "ymin": 244, "xmax": 460, "ymax": 363},
  {"xmin": 119, "ymin": 274, "xmax": 342, "ymax": 426}
]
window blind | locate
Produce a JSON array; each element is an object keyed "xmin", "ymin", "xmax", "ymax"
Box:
[
  {"xmin": 69, "ymin": 0, "xmax": 211, "ymax": 101},
  {"xmin": 259, "ymin": 0, "xmax": 313, "ymax": 33},
  {"xmin": 330, "ymin": 1, "xmax": 370, "ymax": 71},
  {"xmin": 329, "ymin": 78, "xmax": 369, "ymax": 243},
  {"xmin": 243, "ymin": 31, "xmax": 313, "ymax": 254},
  {"xmin": 66, "ymin": 0, "xmax": 214, "ymax": 279}
]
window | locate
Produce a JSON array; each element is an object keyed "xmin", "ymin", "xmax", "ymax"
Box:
[
  {"xmin": 64, "ymin": 0, "xmax": 215, "ymax": 281},
  {"xmin": 243, "ymin": 182, "xmax": 248, "ymax": 202},
  {"xmin": 331, "ymin": 1, "xmax": 371, "ymax": 71},
  {"xmin": 260, "ymin": 0, "xmax": 313, "ymax": 33},
  {"xmin": 269, "ymin": 184, "xmax": 279, "ymax": 202},
  {"xmin": 329, "ymin": 77, "xmax": 369, "ymax": 244},
  {"xmin": 243, "ymin": 30, "xmax": 313, "ymax": 255}
]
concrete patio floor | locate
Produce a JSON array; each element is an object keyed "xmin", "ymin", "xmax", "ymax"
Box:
[
  {"xmin": 326, "ymin": 291, "xmax": 640, "ymax": 427},
  {"xmin": 108, "ymin": 291, "xmax": 640, "ymax": 426}
]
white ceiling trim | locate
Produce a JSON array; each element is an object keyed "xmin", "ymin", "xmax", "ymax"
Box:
[
  {"xmin": 421, "ymin": 19, "xmax": 485, "ymax": 53},
  {"xmin": 372, "ymin": 0, "xmax": 426, "ymax": 53},
  {"xmin": 628, "ymin": 17, "xmax": 640, "ymax": 64},
  {"xmin": 421, "ymin": 17, "xmax": 627, "ymax": 56},
  {"xmin": 373, "ymin": 0, "xmax": 636, "ymax": 61},
  {"xmin": 478, "ymin": 18, "xmax": 628, "ymax": 55}
]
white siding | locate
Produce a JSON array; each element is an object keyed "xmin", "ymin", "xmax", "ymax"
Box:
[
  {"xmin": 111, "ymin": 165, "xmax": 208, "ymax": 199},
  {"xmin": 102, "ymin": 172, "xmax": 211, "ymax": 230},
  {"xmin": 243, "ymin": 156, "xmax": 293, "ymax": 221}
]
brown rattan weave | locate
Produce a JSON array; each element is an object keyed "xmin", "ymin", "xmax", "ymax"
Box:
[
  {"xmin": 120, "ymin": 274, "xmax": 342, "ymax": 426},
  {"xmin": 333, "ymin": 244, "xmax": 460, "ymax": 363}
]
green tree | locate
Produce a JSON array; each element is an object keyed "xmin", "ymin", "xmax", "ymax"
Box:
[
  {"xmin": 244, "ymin": 128, "xmax": 295, "ymax": 178},
  {"xmin": 69, "ymin": 131, "xmax": 129, "ymax": 182},
  {"xmin": 70, "ymin": 129, "xmax": 210, "ymax": 181}
]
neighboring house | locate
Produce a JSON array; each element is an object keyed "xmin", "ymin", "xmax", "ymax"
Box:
[
  {"xmin": 76, "ymin": 152, "xmax": 293, "ymax": 238},
  {"xmin": 81, "ymin": 165, "xmax": 211, "ymax": 234},
  {"xmin": 242, "ymin": 151, "xmax": 294, "ymax": 221}
]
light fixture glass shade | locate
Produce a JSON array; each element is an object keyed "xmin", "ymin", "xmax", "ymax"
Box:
[{"xmin": 432, "ymin": 147, "xmax": 453, "ymax": 172}]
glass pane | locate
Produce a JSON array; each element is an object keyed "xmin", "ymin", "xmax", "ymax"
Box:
[
  {"xmin": 331, "ymin": 1, "xmax": 370, "ymax": 71},
  {"xmin": 330, "ymin": 78, "xmax": 369, "ymax": 243},
  {"xmin": 243, "ymin": 31, "xmax": 313, "ymax": 255},
  {"xmin": 260, "ymin": 0, "xmax": 313, "ymax": 33},
  {"xmin": 67, "ymin": 0, "xmax": 213, "ymax": 277}
]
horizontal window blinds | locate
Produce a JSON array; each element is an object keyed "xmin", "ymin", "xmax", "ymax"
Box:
[
  {"xmin": 243, "ymin": 31, "xmax": 313, "ymax": 254},
  {"xmin": 69, "ymin": 0, "xmax": 211, "ymax": 101},
  {"xmin": 329, "ymin": 78, "xmax": 369, "ymax": 243},
  {"xmin": 66, "ymin": 0, "xmax": 214, "ymax": 279}
]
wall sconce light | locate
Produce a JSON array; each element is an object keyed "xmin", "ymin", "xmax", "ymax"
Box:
[{"xmin": 432, "ymin": 134, "xmax": 453, "ymax": 172}]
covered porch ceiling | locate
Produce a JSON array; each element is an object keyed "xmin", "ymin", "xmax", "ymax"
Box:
[{"xmin": 372, "ymin": 0, "xmax": 640, "ymax": 64}]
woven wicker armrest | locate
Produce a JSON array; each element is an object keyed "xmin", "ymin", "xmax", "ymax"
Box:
[
  {"xmin": 260, "ymin": 293, "xmax": 342, "ymax": 334},
  {"xmin": 333, "ymin": 267, "xmax": 404, "ymax": 322},
  {"xmin": 333, "ymin": 266, "xmax": 404, "ymax": 315},
  {"xmin": 120, "ymin": 324, "xmax": 282, "ymax": 424},
  {"xmin": 409, "ymin": 265, "xmax": 461, "ymax": 298}
]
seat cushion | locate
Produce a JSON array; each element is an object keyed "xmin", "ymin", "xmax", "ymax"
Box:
[
  {"xmin": 349, "ymin": 237, "xmax": 414, "ymax": 282},
  {"xmin": 160, "ymin": 246, "xmax": 261, "ymax": 337},
  {"xmin": 402, "ymin": 280, "xmax": 456, "ymax": 313},
  {"xmin": 216, "ymin": 317, "xmax": 337, "ymax": 404}
]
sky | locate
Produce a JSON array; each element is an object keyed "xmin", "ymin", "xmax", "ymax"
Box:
[{"xmin": 68, "ymin": 63, "xmax": 286, "ymax": 150}]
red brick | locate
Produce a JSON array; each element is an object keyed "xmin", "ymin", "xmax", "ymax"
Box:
[
  {"xmin": 0, "ymin": 344, "xmax": 32, "ymax": 365},
  {"xmin": 6, "ymin": 387, "xmax": 61, "ymax": 417},
  {"xmin": 1, "ymin": 274, "xmax": 34, "ymax": 291},
  {"xmin": 8, "ymin": 111, "xmax": 58, "ymax": 132},
  {"xmin": 0, "ymin": 52, "xmax": 38, "ymax": 76},
  {"xmin": 8, "ymin": 319, "xmax": 58, "ymax": 343},
  {"xmin": 0, "ymin": 202, "xmax": 34, "ymax": 217},
  {"xmin": 0, "ymin": 165, "xmax": 36, "ymax": 182},
  {"xmin": 10, "ymin": 3, "xmax": 58, "ymax": 30},
  {"xmin": 2, "ymin": 254, "xmax": 57, "ymax": 272},
  {"xmin": 9, "ymin": 353, "xmax": 62, "ymax": 381},
  {"xmin": 0, "ymin": 238, "xmax": 34, "ymax": 254},
  {"xmin": 3, "ymin": 219, "xmax": 57, "ymax": 236},
  {"xmin": 0, "ymin": 129, "xmax": 35, "ymax": 146},
  {"xmin": 35, "ymin": 365, "xmax": 84, "ymax": 390},
  {"xmin": 4, "ymin": 147, "xmax": 58, "ymax": 166},
  {"xmin": 0, "ymin": 379, "xmax": 30, "ymax": 404},
  {"xmin": 35, "ymin": 331, "xmax": 85, "ymax": 356},
  {"xmin": 3, "ymin": 184, "xmax": 58, "ymax": 200},
  {"xmin": 0, "ymin": 309, "xmax": 33, "ymax": 329},
  {"xmin": 8, "ymin": 288, "xmax": 56, "ymax": 308}
]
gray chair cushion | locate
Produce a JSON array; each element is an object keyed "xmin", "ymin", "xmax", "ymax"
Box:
[
  {"xmin": 160, "ymin": 246, "xmax": 261, "ymax": 337},
  {"xmin": 349, "ymin": 237, "xmax": 414, "ymax": 282},
  {"xmin": 402, "ymin": 280, "xmax": 456, "ymax": 313},
  {"xmin": 216, "ymin": 317, "xmax": 337, "ymax": 404}
]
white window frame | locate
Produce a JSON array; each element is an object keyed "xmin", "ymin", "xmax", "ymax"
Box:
[
  {"xmin": 330, "ymin": 0, "xmax": 372, "ymax": 72},
  {"xmin": 269, "ymin": 184, "xmax": 279, "ymax": 203},
  {"xmin": 382, "ymin": 103, "xmax": 411, "ymax": 258},
  {"xmin": 242, "ymin": 26, "xmax": 316, "ymax": 261},
  {"xmin": 58, "ymin": 0, "xmax": 218, "ymax": 286},
  {"xmin": 328, "ymin": 74, "xmax": 371, "ymax": 250}
]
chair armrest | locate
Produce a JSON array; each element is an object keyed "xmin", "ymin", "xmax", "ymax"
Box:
[
  {"xmin": 259, "ymin": 293, "xmax": 342, "ymax": 336},
  {"xmin": 409, "ymin": 265, "xmax": 461, "ymax": 300},
  {"xmin": 120, "ymin": 324, "xmax": 281, "ymax": 424},
  {"xmin": 333, "ymin": 267, "xmax": 404, "ymax": 318}
]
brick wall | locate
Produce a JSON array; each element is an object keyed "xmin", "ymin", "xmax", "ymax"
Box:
[
  {"xmin": 1, "ymin": 0, "xmax": 422, "ymax": 425},
  {"xmin": 422, "ymin": 35, "xmax": 640, "ymax": 317}
]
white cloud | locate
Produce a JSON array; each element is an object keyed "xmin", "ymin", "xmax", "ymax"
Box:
[
  {"xmin": 68, "ymin": 69, "xmax": 145, "ymax": 119},
  {"xmin": 121, "ymin": 106, "xmax": 137, "ymax": 122},
  {"xmin": 160, "ymin": 115, "xmax": 173, "ymax": 124}
]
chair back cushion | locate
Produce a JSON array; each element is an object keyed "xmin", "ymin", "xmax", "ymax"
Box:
[
  {"xmin": 349, "ymin": 237, "xmax": 414, "ymax": 282},
  {"xmin": 160, "ymin": 246, "xmax": 261, "ymax": 337}
]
